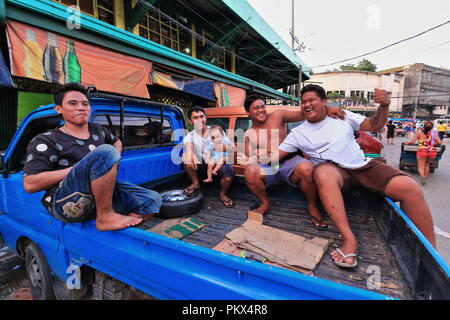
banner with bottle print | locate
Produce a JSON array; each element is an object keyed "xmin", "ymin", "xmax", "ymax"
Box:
[
  {"xmin": 6, "ymin": 20, "xmax": 153, "ymax": 98},
  {"xmin": 214, "ymin": 82, "xmax": 246, "ymax": 107}
]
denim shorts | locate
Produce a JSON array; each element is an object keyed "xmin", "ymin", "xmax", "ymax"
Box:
[{"xmin": 50, "ymin": 144, "xmax": 162, "ymax": 223}]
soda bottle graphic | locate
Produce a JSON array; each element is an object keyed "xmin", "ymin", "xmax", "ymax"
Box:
[
  {"xmin": 63, "ymin": 40, "xmax": 81, "ymax": 83},
  {"xmin": 43, "ymin": 32, "xmax": 64, "ymax": 84},
  {"xmin": 24, "ymin": 30, "xmax": 45, "ymax": 80}
]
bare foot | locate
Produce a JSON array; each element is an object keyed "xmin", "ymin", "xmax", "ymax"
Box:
[
  {"xmin": 128, "ymin": 212, "xmax": 154, "ymax": 223},
  {"xmin": 96, "ymin": 211, "xmax": 143, "ymax": 231},
  {"xmin": 203, "ymin": 178, "xmax": 213, "ymax": 183},
  {"xmin": 330, "ymin": 239, "xmax": 359, "ymax": 266},
  {"xmin": 247, "ymin": 202, "xmax": 270, "ymax": 224},
  {"xmin": 251, "ymin": 202, "xmax": 271, "ymax": 215},
  {"xmin": 212, "ymin": 170, "xmax": 218, "ymax": 176},
  {"xmin": 184, "ymin": 183, "xmax": 200, "ymax": 195}
]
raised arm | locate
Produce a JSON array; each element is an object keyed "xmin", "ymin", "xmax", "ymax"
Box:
[
  {"xmin": 277, "ymin": 105, "xmax": 345, "ymax": 123},
  {"xmin": 359, "ymin": 89, "xmax": 390, "ymax": 132}
]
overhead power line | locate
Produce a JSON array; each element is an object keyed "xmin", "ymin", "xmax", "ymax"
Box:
[{"xmin": 311, "ymin": 20, "xmax": 450, "ymax": 68}]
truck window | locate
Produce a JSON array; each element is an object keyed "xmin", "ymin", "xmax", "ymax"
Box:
[
  {"xmin": 206, "ymin": 118, "xmax": 229, "ymax": 131},
  {"xmin": 93, "ymin": 114, "xmax": 173, "ymax": 149},
  {"xmin": 235, "ymin": 117, "xmax": 252, "ymax": 132},
  {"xmin": 7, "ymin": 115, "xmax": 62, "ymax": 172}
]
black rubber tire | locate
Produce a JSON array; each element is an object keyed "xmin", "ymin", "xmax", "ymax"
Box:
[
  {"xmin": 25, "ymin": 242, "xmax": 56, "ymax": 300},
  {"xmin": 156, "ymin": 189, "xmax": 204, "ymax": 219}
]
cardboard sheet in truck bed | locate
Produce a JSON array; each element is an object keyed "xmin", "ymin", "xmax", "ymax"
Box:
[{"xmin": 214, "ymin": 221, "xmax": 331, "ymax": 274}]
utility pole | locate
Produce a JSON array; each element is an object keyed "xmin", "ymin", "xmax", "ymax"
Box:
[{"xmin": 291, "ymin": 0, "xmax": 295, "ymax": 50}]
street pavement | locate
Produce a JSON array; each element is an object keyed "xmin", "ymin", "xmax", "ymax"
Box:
[{"xmin": 381, "ymin": 134, "xmax": 450, "ymax": 265}]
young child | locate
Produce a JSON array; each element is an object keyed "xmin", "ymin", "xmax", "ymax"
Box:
[{"xmin": 203, "ymin": 125, "xmax": 235, "ymax": 183}]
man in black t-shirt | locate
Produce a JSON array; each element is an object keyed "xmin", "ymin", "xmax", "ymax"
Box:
[
  {"xmin": 386, "ymin": 121, "xmax": 396, "ymax": 145},
  {"xmin": 23, "ymin": 83, "xmax": 161, "ymax": 231}
]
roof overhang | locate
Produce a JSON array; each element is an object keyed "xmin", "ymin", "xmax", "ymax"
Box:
[{"xmin": 4, "ymin": 0, "xmax": 298, "ymax": 102}]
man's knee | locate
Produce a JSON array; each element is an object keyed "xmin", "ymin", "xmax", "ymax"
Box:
[
  {"xmin": 386, "ymin": 175, "xmax": 423, "ymax": 200},
  {"xmin": 245, "ymin": 164, "xmax": 262, "ymax": 183},
  {"xmin": 314, "ymin": 165, "xmax": 331, "ymax": 183},
  {"xmin": 292, "ymin": 162, "xmax": 314, "ymax": 183},
  {"xmin": 92, "ymin": 144, "xmax": 120, "ymax": 166},
  {"xmin": 142, "ymin": 189, "xmax": 162, "ymax": 213},
  {"xmin": 219, "ymin": 164, "xmax": 234, "ymax": 179}
]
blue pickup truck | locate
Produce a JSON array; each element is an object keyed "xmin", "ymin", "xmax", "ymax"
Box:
[{"xmin": 0, "ymin": 92, "xmax": 449, "ymax": 300}]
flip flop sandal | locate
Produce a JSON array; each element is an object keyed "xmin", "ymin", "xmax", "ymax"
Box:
[
  {"xmin": 332, "ymin": 248, "xmax": 358, "ymax": 268},
  {"xmin": 221, "ymin": 198, "xmax": 235, "ymax": 208},
  {"xmin": 310, "ymin": 216, "xmax": 328, "ymax": 231},
  {"xmin": 184, "ymin": 186, "xmax": 199, "ymax": 196}
]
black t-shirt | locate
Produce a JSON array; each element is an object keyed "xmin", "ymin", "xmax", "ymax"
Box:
[
  {"xmin": 23, "ymin": 123, "xmax": 118, "ymax": 213},
  {"xmin": 386, "ymin": 124, "xmax": 396, "ymax": 135}
]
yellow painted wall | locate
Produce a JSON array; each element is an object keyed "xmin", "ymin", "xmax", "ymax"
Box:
[{"xmin": 114, "ymin": 0, "xmax": 125, "ymax": 29}]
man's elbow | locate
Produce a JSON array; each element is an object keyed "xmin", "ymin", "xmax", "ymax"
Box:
[{"xmin": 23, "ymin": 180, "xmax": 39, "ymax": 193}]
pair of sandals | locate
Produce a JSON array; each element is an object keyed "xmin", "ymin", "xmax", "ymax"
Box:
[{"xmin": 184, "ymin": 186, "xmax": 235, "ymax": 208}]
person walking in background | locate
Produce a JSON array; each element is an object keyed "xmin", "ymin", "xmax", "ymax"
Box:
[
  {"xmin": 406, "ymin": 121, "xmax": 442, "ymax": 185},
  {"xmin": 437, "ymin": 121, "xmax": 446, "ymax": 141},
  {"xmin": 404, "ymin": 122, "xmax": 412, "ymax": 138},
  {"xmin": 386, "ymin": 121, "xmax": 396, "ymax": 145}
]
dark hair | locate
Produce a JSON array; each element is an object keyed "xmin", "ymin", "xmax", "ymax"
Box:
[
  {"xmin": 187, "ymin": 106, "xmax": 205, "ymax": 120},
  {"xmin": 54, "ymin": 82, "xmax": 88, "ymax": 106},
  {"xmin": 244, "ymin": 93, "xmax": 264, "ymax": 112},
  {"xmin": 300, "ymin": 84, "xmax": 327, "ymax": 100}
]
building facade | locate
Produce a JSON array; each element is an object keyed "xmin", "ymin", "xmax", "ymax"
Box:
[{"xmin": 399, "ymin": 63, "xmax": 450, "ymax": 118}]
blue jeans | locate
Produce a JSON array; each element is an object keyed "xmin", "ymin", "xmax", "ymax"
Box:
[{"xmin": 50, "ymin": 144, "xmax": 162, "ymax": 223}]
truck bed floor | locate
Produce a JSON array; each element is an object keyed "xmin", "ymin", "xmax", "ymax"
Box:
[{"xmin": 139, "ymin": 193, "xmax": 411, "ymax": 299}]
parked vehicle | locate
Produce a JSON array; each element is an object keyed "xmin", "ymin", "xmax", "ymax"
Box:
[{"xmin": 0, "ymin": 97, "xmax": 448, "ymax": 300}]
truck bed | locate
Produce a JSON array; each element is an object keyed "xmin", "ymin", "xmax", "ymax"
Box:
[{"xmin": 138, "ymin": 187, "xmax": 411, "ymax": 299}]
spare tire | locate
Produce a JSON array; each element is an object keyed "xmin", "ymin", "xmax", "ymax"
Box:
[{"xmin": 156, "ymin": 189, "xmax": 204, "ymax": 218}]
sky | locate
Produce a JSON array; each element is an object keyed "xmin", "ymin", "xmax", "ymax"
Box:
[{"xmin": 246, "ymin": 0, "xmax": 450, "ymax": 73}]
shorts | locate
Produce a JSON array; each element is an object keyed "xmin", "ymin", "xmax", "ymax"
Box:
[
  {"xmin": 196, "ymin": 162, "xmax": 234, "ymax": 179},
  {"xmin": 417, "ymin": 149, "xmax": 437, "ymax": 158},
  {"xmin": 259, "ymin": 155, "xmax": 310, "ymax": 188},
  {"xmin": 50, "ymin": 144, "xmax": 162, "ymax": 223},
  {"xmin": 387, "ymin": 132, "xmax": 395, "ymax": 138},
  {"xmin": 317, "ymin": 159, "xmax": 409, "ymax": 195}
]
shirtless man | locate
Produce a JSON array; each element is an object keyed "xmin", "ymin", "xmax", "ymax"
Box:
[
  {"xmin": 238, "ymin": 94, "xmax": 344, "ymax": 226},
  {"xmin": 23, "ymin": 83, "xmax": 161, "ymax": 231}
]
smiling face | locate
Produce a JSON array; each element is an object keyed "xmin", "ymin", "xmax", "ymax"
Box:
[
  {"xmin": 54, "ymin": 90, "xmax": 91, "ymax": 126},
  {"xmin": 301, "ymin": 91, "xmax": 327, "ymax": 123},
  {"xmin": 247, "ymin": 99, "xmax": 267, "ymax": 124}
]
